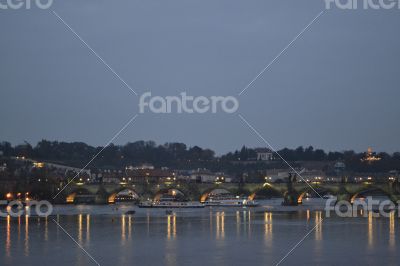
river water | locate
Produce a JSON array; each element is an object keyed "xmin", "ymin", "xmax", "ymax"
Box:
[{"xmin": 1, "ymin": 200, "xmax": 399, "ymax": 266}]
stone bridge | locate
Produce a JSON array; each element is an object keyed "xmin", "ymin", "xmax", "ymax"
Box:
[{"xmin": 59, "ymin": 181, "xmax": 400, "ymax": 204}]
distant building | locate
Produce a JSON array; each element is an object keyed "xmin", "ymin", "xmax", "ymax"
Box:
[
  {"xmin": 334, "ymin": 162, "xmax": 346, "ymax": 176},
  {"xmin": 361, "ymin": 147, "xmax": 381, "ymax": 163},
  {"xmin": 190, "ymin": 169, "xmax": 216, "ymax": 183},
  {"xmin": 126, "ymin": 163, "xmax": 155, "ymax": 170},
  {"xmin": 334, "ymin": 162, "xmax": 346, "ymax": 171},
  {"xmin": 264, "ymin": 169, "xmax": 291, "ymax": 182},
  {"xmin": 325, "ymin": 176, "xmax": 342, "ymax": 182},
  {"xmin": 174, "ymin": 170, "xmax": 192, "ymax": 182},
  {"xmin": 126, "ymin": 168, "xmax": 173, "ymax": 183},
  {"xmin": 102, "ymin": 176, "xmax": 121, "ymax": 184},
  {"xmin": 299, "ymin": 169, "xmax": 326, "ymax": 183},
  {"xmin": 190, "ymin": 169, "xmax": 231, "ymax": 183},
  {"xmin": 254, "ymin": 148, "xmax": 273, "ymax": 161},
  {"xmin": 32, "ymin": 161, "xmax": 91, "ymax": 176}
]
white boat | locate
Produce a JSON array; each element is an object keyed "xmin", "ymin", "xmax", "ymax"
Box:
[
  {"xmin": 204, "ymin": 197, "xmax": 259, "ymax": 207},
  {"xmin": 138, "ymin": 201, "xmax": 205, "ymax": 208}
]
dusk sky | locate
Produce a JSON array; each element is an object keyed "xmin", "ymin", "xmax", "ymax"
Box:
[{"xmin": 1, "ymin": 0, "xmax": 399, "ymax": 154}]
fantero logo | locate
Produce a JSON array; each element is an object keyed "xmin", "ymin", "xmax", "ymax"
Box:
[
  {"xmin": 0, "ymin": 0, "xmax": 53, "ymax": 10},
  {"xmin": 325, "ymin": 0, "xmax": 400, "ymax": 10},
  {"xmin": 139, "ymin": 92, "xmax": 239, "ymax": 114},
  {"xmin": 0, "ymin": 200, "xmax": 53, "ymax": 217}
]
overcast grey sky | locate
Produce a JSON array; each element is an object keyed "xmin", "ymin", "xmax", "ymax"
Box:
[{"xmin": 1, "ymin": 0, "xmax": 399, "ymax": 154}]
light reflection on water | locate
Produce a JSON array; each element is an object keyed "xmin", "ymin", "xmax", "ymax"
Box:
[
  {"xmin": 166, "ymin": 214, "xmax": 177, "ymax": 266},
  {"xmin": 215, "ymin": 211, "xmax": 225, "ymax": 240},
  {"xmin": 121, "ymin": 214, "xmax": 126, "ymax": 244},
  {"xmin": 389, "ymin": 211, "xmax": 395, "ymax": 249},
  {"xmin": 368, "ymin": 211, "xmax": 374, "ymax": 248},
  {"xmin": 264, "ymin": 212, "xmax": 273, "ymax": 248},
  {"xmin": 86, "ymin": 214, "xmax": 90, "ymax": 243},
  {"xmin": 315, "ymin": 211, "xmax": 322, "ymax": 242},
  {"xmin": 167, "ymin": 214, "xmax": 177, "ymax": 239},
  {"xmin": 6, "ymin": 215, "xmax": 10, "ymax": 258},
  {"xmin": 1, "ymin": 208, "xmax": 400, "ymax": 265},
  {"xmin": 24, "ymin": 215, "xmax": 29, "ymax": 257}
]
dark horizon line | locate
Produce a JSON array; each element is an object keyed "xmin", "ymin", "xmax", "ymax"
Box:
[{"xmin": 1, "ymin": 138, "xmax": 397, "ymax": 156}]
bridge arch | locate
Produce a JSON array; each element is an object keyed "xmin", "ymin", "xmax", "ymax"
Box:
[
  {"xmin": 248, "ymin": 183, "xmax": 282, "ymax": 200},
  {"xmin": 297, "ymin": 187, "xmax": 335, "ymax": 204},
  {"xmin": 200, "ymin": 188, "xmax": 236, "ymax": 203},
  {"xmin": 66, "ymin": 188, "xmax": 93, "ymax": 204},
  {"xmin": 350, "ymin": 187, "xmax": 393, "ymax": 204},
  {"xmin": 153, "ymin": 188, "xmax": 187, "ymax": 202},
  {"xmin": 108, "ymin": 188, "xmax": 140, "ymax": 204}
]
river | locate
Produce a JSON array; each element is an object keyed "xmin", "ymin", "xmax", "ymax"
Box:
[{"xmin": 0, "ymin": 200, "xmax": 399, "ymax": 265}]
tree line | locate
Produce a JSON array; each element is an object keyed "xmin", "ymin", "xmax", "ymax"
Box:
[{"xmin": 1, "ymin": 140, "xmax": 400, "ymax": 173}]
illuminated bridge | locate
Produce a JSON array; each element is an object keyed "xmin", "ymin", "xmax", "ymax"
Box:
[{"xmin": 60, "ymin": 181, "xmax": 400, "ymax": 205}]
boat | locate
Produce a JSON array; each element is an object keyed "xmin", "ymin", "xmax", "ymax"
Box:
[
  {"xmin": 204, "ymin": 197, "xmax": 259, "ymax": 207},
  {"xmin": 138, "ymin": 200, "xmax": 205, "ymax": 209}
]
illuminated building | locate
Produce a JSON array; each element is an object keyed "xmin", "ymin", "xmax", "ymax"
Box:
[{"xmin": 361, "ymin": 147, "xmax": 381, "ymax": 163}]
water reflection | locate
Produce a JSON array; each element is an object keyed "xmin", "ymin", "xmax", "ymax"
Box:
[
  {"xmin": 6, "ymin": 215, "xmax": 11, "ymax": 258},
  {"xmin": 165, "ymin": 214, "xmax": 177, "ymax": 266},
  {"xmin": 121, "ymin": 214, "xmax": 126, "ymax": 244},
  {"xmin": 24, "ymin": 215, "xmax": 29, "ymax": 257},
  {"xmin": 78, "ymin": 214, "xmax": 82, "ymax": 243},
  {"xmin": 18, "ymin": 216, "xmax": 21, "ymax": 244},
  {"xmin": 128, "ymin": 216, "xmax": 132, "ymax": 240},
  {"xmin": 146, "ymin": 214, "xmax": 150, "ymax": 236},
  {"xmin": 264, "ymin": 212, "xmax": 272, "ymax": 235},
  {"xmin": 236, "ymin": 211, "xmax": 240, "ymax": 235},
  {"xmin": 45, "ymin": 217, "xmax": 48, "ymax": 242},
  {"xmin": 242, "ymin": 211, "xmax": 248, "ymax": 235},
  {"xmin": 368, "ymin": 212, "xmax": 373, "ymax": 248},
  {"xmin": 248, "ymin": 210, "xmax": 252, "ymax": 237},
  {"xmin": 315, "ymin": 211, "xmax": 322, "ymax": 241},
  {"xmin": 216, "ymin": 212, "xmax": 225, "ymax": 240},
  {"xmin": 3, "ymin": 208, "xmax": 400, "ymax": 266},
  {"xmin": 389, "ymin": 211, "xmax": 395, "ymax": 249},
  {"xmin": 86, "ymin": 214, "xmax": 90, "ymax": 243},
  {"xmin": 264, "ymin": 212, "xmax": 273, "ymax": 248},
  {"xmin": 167, "ymin": 214, "xmax": 176, "ymax": 239}
]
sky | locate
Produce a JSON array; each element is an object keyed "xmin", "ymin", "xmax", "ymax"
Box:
[{"xmin": 1, "ymin": 0, "xmax": 399, "ymax": 154}]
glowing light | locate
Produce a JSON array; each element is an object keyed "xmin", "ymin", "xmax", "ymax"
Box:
[
  {"xmin": 361, "ymin": 147, "xmax": 381, "ymax": 163},
  {"xmin": 66, "ymin": 193, "xmax": 76, "ymax": 203},
  {"xmin": 33, "ymin": 162, "xmax": 44, "ymax": 168}
]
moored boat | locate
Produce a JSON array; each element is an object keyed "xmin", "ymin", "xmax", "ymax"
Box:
[
  {"xmin": 138, "ymin": 201, "xmax": 205, "ymax": 208},
  {"xmin": 204, "ymin": 197, "xmax": 259, "ymax": 207}
]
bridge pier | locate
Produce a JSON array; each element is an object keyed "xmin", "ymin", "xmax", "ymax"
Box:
[
  {"xmin": 283, "ymin": 191, "xmax": 299, "ymax": 206},
  {"xmin": 282, "ymin": 174, "xmax": 299, "ymax": 206}
]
